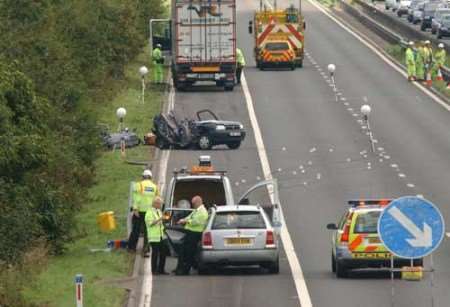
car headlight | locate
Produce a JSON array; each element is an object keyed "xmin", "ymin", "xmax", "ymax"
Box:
[
  {"xmin": 215, "ymin": 125, "xmax": 226, "ymax": 131},
  {"xmin": 239, "ymin": 124, "xmax": 244, "ymax": 129}
]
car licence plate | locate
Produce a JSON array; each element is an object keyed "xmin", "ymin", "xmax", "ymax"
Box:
[
  {"xmin": 352, "ymin": 252, "xmax": 391, "ymax": 259},
  {"xmin": 229, "ymin": 132, "xmax": 241, "ymax": 137},
  {"xmin": 226, "ymin": 238, "xmax": 251, "ymax": 245}
]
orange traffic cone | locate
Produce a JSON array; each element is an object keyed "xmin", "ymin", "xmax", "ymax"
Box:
[
  {"xmin": 425, "ymin": 71, "xmax": 432, "ymax": 87},
  {"xmin": 436, "ymin": 67, "xmax": 443, "ymax": 81}
]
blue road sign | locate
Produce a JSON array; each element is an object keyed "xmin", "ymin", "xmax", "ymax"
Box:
[{"xmin": 378, "ymin": 196, "xmax": 445, "ymax": 259}]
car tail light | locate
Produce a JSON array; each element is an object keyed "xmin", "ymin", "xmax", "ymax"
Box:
[
  {"xmin": 202, "ymin": 232, "xmax": 213, "ymax": 249},
  {"xmin": 266, "ymin": 230, "xmax": 276, "ymax": 248}
]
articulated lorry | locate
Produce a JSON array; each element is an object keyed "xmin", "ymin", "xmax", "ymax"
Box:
[{"xmin": 152, "ymin": 0, "xmax": 237, "ymax": 91}]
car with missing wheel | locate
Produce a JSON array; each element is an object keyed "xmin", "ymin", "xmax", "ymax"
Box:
[{"xmin": 326, "ymin": 199, "xmax": 423, "ymax": 278}]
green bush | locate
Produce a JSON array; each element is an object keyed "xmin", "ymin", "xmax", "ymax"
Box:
[{"xmin": 0, "ymin": 0, "xmax": 166, "ymax": 265}]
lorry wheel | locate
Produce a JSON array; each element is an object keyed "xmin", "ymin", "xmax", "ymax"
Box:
[
  {"xmin": 432, "ymin": 28, "xmax": 436, "ymax": 35},
  {"xmin": 297, "ymin": 60, "xmax": 303, "ymax": 68},
  {"xmin": 291, "ymin": 63, "xmax": 296, "ymax": 70},
  {"xmin": 198, "ymin": 135, "xmax": 212, "ymax": 150},
  {"xmin": 227, "ymin": 141, "xmax": 241, "ymax": 149},
  {"xmin": 420, "ymin": 23, "xmax": 426, "ymax": 31},
  {"xmin": 437, "ymin": 31, "xmax": 442, "ymax": 39},
  {"xmin": 224, "ymin": 85, "xmax": 234, "ymax": 91}
]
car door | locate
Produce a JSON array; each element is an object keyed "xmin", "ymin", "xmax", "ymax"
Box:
[
  {"xmin": 161, "ymin": 207, "xmax": 193, "ymax": 256},
  {"xmin": 237, "ymin": 179, "xmax": 282, "ymax": 232}
]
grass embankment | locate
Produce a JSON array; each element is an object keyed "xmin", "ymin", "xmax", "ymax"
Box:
[
  {"xmin": 386, "ymin": 44, "xmax": 450, "ymax": 98},
  {"xmin": 23, "ymin": 47, "xmax": 164, "ymax": 307}
]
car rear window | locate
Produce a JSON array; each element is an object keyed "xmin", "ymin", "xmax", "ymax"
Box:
[
  {"xmin": 212, "ymin": 211, "xmax": 266, "ymax": 229},
  {"xmin": 265, "ymin": 42, "xmax": 289, "ymax": 51},
  {"xmin": 353, "ymin": 211, "xmax": 381, "ymax": 234}
]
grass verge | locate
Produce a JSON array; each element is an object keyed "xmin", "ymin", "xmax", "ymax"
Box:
[
  {"xmin": 22, "ymin": 47, "xmax": 164, "ymax": 307},
  {"xmin": 386, "ymin": 44, "xmax": 450, "ymax": 99}
]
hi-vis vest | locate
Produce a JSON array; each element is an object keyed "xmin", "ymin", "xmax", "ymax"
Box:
[
  {"xmin": 145, "ymin": 208, "xmax": 164, "ymax": 242},
  {"xmin": 133, "ymin": 180, "xmax": 157, "ymax": 212},
  {"xmin": 185, "ymin": 205, "xmax": 208, "ymax": 233}
]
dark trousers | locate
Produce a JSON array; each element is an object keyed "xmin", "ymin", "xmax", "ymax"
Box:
[
  {"xmin": 150, "ymin": 240, "xmax": 168, "ymax": 273},
  {"xmin": 236, "ymin": 66, "xmax": 243, "ymax": 84},
  {"xmin": 176, "ymin": 231, "xmax": 202, "ymax": 274},
  {"xmin": 128, "ymin": 212, "xmax": 148, "ymax": 252}
]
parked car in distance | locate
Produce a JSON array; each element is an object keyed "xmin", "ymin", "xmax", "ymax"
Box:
[
  {"xmin": 385, "ymin": 0, "xmax": 398, "ymax": 11},
  {"xmin": 407, "ymin": 0, "xmax": 424, "ymax": 22},
  {"xmin": 421, "ymin": 1, "xmax": 442, "ymax": 31},
  {"xmin": 437, "ymin": 14, "xmax": 450, "ymax": 37},
  {"xmin": 397, "ymin": 0, "xmax": 412, "ymax": 16},
  {"xmin": 412, "ymin": 2, "xmax": 426, "ymax": 24},
  {"xmin": 431, "ymin": 8, "xmax": 450, "ymax": 34}
]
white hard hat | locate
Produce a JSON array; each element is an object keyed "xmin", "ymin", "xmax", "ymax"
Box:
[
  {"xmin": 439, "ymin": 43, "xmax": 444, "ymax": 48},
  {"xmin": 425, "ymin": 40, "xmax": 431, "ymax": 44},
  {"xmin": 143, "ymin": 169, "xmax": 152, "ymax": 178},
  {"xmin": 408, "ymin": 41, "xmax": 414, "ymax": 46},
  {"xmin": 156, "ymin": 43, "xmax": 162, "ymax": 48}
]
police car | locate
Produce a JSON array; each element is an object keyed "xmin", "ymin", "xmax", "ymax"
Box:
[{"xmin": 326, "ymin": 199, "xmax": 423, "ymax": 278}]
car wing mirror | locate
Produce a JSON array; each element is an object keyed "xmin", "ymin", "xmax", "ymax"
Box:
[{"xmin": 326, "ymin": 223, "xmax": 338, "ymax": 230}]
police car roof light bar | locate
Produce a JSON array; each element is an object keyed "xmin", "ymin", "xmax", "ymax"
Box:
[{"xmin": 348, "ymin": 199, "xmax": 393, "ymax": 207}]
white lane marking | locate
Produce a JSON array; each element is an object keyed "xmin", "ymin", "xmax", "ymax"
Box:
[
  {"xmin": 242, "ymin": 73, "xmax": 313, "ymax": 307},
  {"xmin": 307, "ymin": 0, "xmax": 450, "ymax": 112},
  {"xmin": 139, "ymin": 83, "xmax": 175, "ymax": 307}
]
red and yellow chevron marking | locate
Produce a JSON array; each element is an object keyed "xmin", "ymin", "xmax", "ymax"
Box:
[
  {"xmin": 261, "ymin": 49, "xmax": 294, "ymax": 63},
  {"xmin": 257, "ymin": 24, "xmax": 304, "ymax": 50},
  {"xmin": 348, "ymin": 234, "xmax": 385, "ymax": 253}
]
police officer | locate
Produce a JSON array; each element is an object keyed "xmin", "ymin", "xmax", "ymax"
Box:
[
  {"xmin": 127, "ymin": 169, "xmax": 158, "ymax": 256},
  {"xmin": 405, "ymin": 41, "xmax": 416, "ymax": 81},
  {"xmin": 145, "ymin": 196, "xmax": 168, "ymax": 275},
  {"xmin": 174, "ymin": 195, "xmax": 208, "ymax": 275},
  {"xmin": 415, "ymin": 42, "xmax": 425, "ymax": 81},
  {"xmin": 423, "ymin": 40, "xmax": 433, "ymax": 80},
  {"xmin": 236, "ymin": 48, "xmax": 246, "ymax": 84},
  {"xmin": 152, "ymin": 43, "xmax": 164, "ymax": 84}
]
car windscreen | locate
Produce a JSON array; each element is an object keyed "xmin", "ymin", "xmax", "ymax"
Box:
[
  {"xmin": 212, "ymin": 211, "xmax": 266, "ymax": 229},
  {"xmin": 265, "ymin": 42, "xmax": 289, "ymax": 51},
  {"xmin": 353, "ymin": 211, "xmax": 381, "ymax": 234}
]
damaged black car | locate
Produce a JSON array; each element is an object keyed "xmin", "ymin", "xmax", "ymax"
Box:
[{"xmin": 152, "ymin": 109, "xmax": 246, "ymax": 150}]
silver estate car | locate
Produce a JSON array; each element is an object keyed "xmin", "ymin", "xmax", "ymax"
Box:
[{"xmin": 198, "ymin": 205, "xmax": 280, "ymax": 274}]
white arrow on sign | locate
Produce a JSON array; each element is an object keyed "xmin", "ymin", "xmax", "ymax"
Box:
[{"xmin": 388, "ymin": 206, "xmax": 432, "ymax": 248}]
